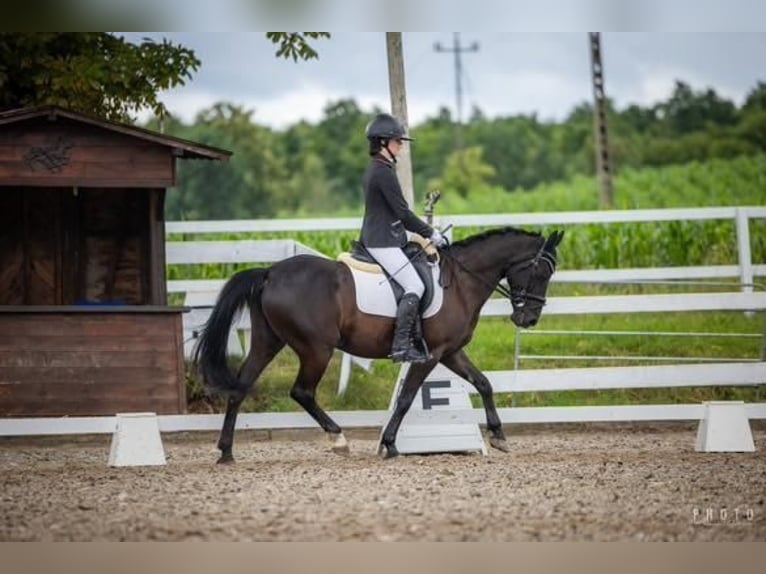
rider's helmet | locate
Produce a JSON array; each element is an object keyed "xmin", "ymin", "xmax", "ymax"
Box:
[{"xmin": 365, "ymin": 113, "xmax": 414, "ymax": 142}]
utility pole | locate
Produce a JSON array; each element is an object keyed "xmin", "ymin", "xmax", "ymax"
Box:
[
  {"xmin": 589, "ymin": 32, "xmax": 614, "ymax": 209},
  {"xmin": 386, "ymin": 32, "xmax": 414, "ymax": 207},
  {"xmin": 434, "ymin": 32, "xmax": 479, "ymax": 150}
]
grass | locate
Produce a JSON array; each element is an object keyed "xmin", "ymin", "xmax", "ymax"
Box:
[{"xmin": 186, "ymin": 306, "xmax": 766, "ymax": 414}]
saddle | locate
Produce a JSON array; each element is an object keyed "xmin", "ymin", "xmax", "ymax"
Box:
[{"xmin": 340, "ymin": 239, "xmax": 437, "ymax": 313}]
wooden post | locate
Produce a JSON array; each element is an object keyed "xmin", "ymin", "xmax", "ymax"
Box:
[
  {"xmin": 386, "ymin": 32, "xmax": 415, "ymax": 208},
  {"xmin": 589, "ymin": 32, "xmax": 614, "ymax": 209}
]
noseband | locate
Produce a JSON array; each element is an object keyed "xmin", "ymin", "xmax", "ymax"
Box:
[{"xmin": 506, "ymin": 244, "xmax": 557, "ymax": 309}]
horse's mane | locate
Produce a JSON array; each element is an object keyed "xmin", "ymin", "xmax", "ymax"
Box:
[{"xmin": 450, "ymin": 226, "xmax": 542, "ymax": 249}]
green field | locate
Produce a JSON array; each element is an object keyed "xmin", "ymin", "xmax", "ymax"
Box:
[
  {"xmin": 187, "ymin": 308, "xmax": 765, "ymax": 414},
  {"xmin": 178, "ymin": 156, "xmax": 766, "ymax": 413}
]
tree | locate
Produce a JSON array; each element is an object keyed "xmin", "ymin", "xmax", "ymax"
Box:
[
  {"xmin": 309, "ymin": 99, "xmax": 370, "ymax": 206},
  {"xmin": 158, "ymin": 103, "xmax": 287, "ymax": 220},
  {"xmin": 265, "ymin": 33, "xmax": 331, "ymax": 61},
  {"xmin": 742, "ymin": 82, "xmax": 766, "ymax": 113},
  {"xmin": 0, "ymin": 33, "xmax": 199, "ymax": 121},
  {"xmin": 283, "ymin": 152, "xmax": 334, "ymax": 215},
  {"xmin": 0, "ymin": 32, "xmax": 331, "ymax": 122},
  {"xmin": 658, "ymin": 81, "xmax": 738, "ymax": 135},
  {"xmin": 736, "ymin": 111, "xmax": 766, "ymax": 151},
  {"xmin": 429, "ymin": 146, "xmax": 496, "ymax": 198}
]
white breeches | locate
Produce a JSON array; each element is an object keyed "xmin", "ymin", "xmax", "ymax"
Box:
[{"xmin": 366, "ymin": 247, "xmax": 425, "ymax": 298}]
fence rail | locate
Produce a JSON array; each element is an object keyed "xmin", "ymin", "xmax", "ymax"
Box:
[
  {"xmin": 2, "ymin": 403, "xmax": 766, "ymax": 438},
  {"xmin": 166, "ymin": 205, "xmax": 766, "ymax": 289},
  {"xmin": 166, "ymin": 206, "xmax": 766, "ymax": 402},
  {"xmin": 5, "ymin": 208, "xmax": 766, "ymax": 437}
]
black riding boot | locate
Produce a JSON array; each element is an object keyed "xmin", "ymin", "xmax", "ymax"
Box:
[{"xmin": 390, "ymin": 293, "xmax": 430, "ymax": 363}]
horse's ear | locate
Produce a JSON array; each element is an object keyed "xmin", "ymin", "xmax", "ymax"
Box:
[{"xmin": 545, "ymin": 230, "xmax": 564, "ymax": 249}]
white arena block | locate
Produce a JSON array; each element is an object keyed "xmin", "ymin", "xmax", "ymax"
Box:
[
  {"xmin": 108, "ymin": 413, "xmax": 167, "ymax": 467},
  {"xmin": 695, "ymin": 401, "xmax": 755, "ymax": 453},
  {"xmin": 381, "ymin": 364, "xmax": 487, "ymax": 456}
]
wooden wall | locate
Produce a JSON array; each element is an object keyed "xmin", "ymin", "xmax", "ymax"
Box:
[
  {"xmin": 0, "ymin": 116, "xmax": 174, "ymax": 188},
  {"xmin": 0, "ymin": 112, "xmax": 186, "ymax": 416},
  {"xmin": 0, "ymin": 310, "xmax": 187, "ymax": 416}
]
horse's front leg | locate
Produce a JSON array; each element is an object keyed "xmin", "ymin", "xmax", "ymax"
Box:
[
  {"xmin": 379, "ymin": 360, "xmax": 437, "ymax": 459},
  {"xmin": 440, "ymin": 349, "xmax": 509, "ymax": 453}
]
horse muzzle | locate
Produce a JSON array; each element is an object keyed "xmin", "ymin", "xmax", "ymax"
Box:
[{"xmin": 511, "ymin": 308, "xmax": 539, "ymax": 328}]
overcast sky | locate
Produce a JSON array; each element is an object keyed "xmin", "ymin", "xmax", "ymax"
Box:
[{"xmin": 123, "ymin": 32, "xmax": 766, "ymax": 129}]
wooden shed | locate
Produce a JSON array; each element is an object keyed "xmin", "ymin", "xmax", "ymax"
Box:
[{"xmin": 0, "ymin": 106, "xmax": 231, "ymax": 416}]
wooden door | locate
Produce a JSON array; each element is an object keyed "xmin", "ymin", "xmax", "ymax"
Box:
[{"xmin": 0, "ymin": 188, "xmax": 63, "ymax": 305}]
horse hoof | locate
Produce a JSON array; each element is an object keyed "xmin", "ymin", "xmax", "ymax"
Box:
[
  {"xmin": 216, "ymin": 449, "xmax": 234, "ymax": 464},
  {"xmin": 332, "ymin": 444, "xmax": 351, "ymax": 456},
  {"xmin": 379, "ymin": 445, "xmax": 399, "ymax": 459},
  {"xmin": 328, "ymin": 432, "xmax": 350, "ymax": 456},
  {"xmin": 489, "ymin": 437, "xmax": 510, "ymax": 453}
]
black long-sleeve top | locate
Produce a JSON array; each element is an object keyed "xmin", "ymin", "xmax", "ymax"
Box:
[{"xmin": 359, "ymin": 155, "xmax": 434, "ymax": 248}]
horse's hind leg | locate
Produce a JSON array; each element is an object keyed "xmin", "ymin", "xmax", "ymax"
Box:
[
  {"xmin": 288, "ymin": 345, "xmax": 349, "ymax": 454},
  {"xmin": 217, "ymin": 322, "xmax": 284, "ymax": 464}
]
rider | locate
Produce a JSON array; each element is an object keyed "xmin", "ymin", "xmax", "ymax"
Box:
[{"xmin": 360, "ymin": 112, "xmax": 448, "ymax": 363}]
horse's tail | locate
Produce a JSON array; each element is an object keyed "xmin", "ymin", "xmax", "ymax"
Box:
[{"xmin": 193, "ymin": 267, "xmax": 268, "ymax": 398}]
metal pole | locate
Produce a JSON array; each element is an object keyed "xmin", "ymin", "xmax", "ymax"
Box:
[
  {"xmin": 454, "ymin": 33, "xmax": 463, "ymax": 131},
  {"xmin": 434, "ymin": 32, "xmax": 479, "ymax": 151}
]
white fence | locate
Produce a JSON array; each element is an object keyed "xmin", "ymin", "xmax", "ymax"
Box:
[
  {"xmin": 167, "ymin": 238, "xmax": 327, "ymax": 359},
  {"xmin": 168, "ymin": 205, "xmax": 766, "ymax": 408},
  {"xmin": 167, "ymin": 206, "xmax": 766, "ymax": 289},
  {"xmin": 2, "ymin": 207, "xmax": 765, "ymax": 437}
]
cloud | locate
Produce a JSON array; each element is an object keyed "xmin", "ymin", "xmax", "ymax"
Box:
[
  {"xmin": 131, "ymin": 32, "xmax": 765, "ymax": 129},
  {"xmin": 477, "ymin": 70, "xmax": 591, "ymax": 121},
  {"xmin": 629, "ymin": 65, "xmax": 750, "ymax": 109},
  {"xmin": 151, "ymin": 84, "xmax": 452, "ymax": 130}
]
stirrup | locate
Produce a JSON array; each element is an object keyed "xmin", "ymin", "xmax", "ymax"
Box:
[{"xmin": 391, "ymin": 346, "xmax": 431, "ymax": 364}]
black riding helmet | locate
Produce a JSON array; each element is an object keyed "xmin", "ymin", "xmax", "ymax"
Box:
[
  {"xmin": 366, "ymin": 113, "xmax": 413, "ymax": 160},
  {"xmin": 365, "ymin": 113, "xmax": 414, "ymax": 142}
]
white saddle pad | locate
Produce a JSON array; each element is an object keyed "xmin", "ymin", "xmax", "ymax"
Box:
[{"xmin": 345, "ymin": 263, "xmax": 444, "ymax": 319}]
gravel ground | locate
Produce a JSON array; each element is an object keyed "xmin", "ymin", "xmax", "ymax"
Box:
[{"xmin": 1, "ymin": 424, "xmax": 764, "ymax": 541}]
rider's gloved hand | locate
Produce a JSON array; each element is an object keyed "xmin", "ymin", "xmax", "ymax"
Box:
[{"xmin": 430, "ymin": 230, "xmax": 448, "ymax": 248}]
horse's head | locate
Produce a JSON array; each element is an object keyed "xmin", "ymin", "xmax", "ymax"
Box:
[{"xmin": 506, "ymin": 230, "xmax": 564, "ymax": 328}]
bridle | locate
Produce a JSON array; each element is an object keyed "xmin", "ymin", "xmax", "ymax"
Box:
[
  {"xmin": 445, "ymin": 239, "xmax": 557, "ymax": 310},
  {"xmin": 506, "ymin": 243, "xmax": 557, "ymax": 309}
]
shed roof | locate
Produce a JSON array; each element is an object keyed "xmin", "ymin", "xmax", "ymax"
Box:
[{"xmin": 0, "ymin": 105, "xmax": 232, "ymax": 161}]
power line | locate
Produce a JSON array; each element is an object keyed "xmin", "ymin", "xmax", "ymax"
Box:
[{"xmin": 434, "ymin": 32, "xmax": 479, "ymax": 149}]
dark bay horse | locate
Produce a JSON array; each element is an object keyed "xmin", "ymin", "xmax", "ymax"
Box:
[{"xmin": 194, "ymin": 227, "xmax": 564, "ymax": 461}]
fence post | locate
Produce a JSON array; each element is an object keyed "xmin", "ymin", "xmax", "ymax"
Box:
[
  {"xmin": 512, "ymin": 327, "xmax": 522, "ymax": 407},
  {"xmin": 735, "ymin": 207, "xmax": 753, "ymax": 295}
]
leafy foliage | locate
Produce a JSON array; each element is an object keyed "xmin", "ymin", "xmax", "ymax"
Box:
[
  {"xmin": 428, "ymin": 146, "xmax": 496, "ymax": 198},
  {"xmin": 0, "ymin": 33, "xmax": 200, "ymax": 121},
  {"xmin": 150, "ymin": 78, "xmax": 766, "ymax": 219},
  {"xmin": 0, "ymin": 32, "xmax": 331, "ymax": 122},
  {"xmin": 167, "ymin": 155, "xmax": 766, "ymax": 290},
  {"xmin": 265, "ymin": 32, "xmax": 331, "ymax": 61}
]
